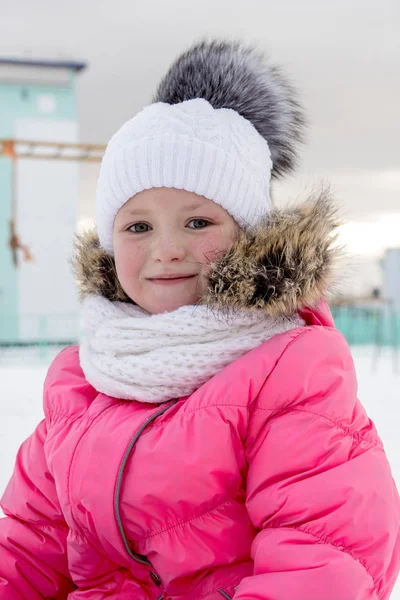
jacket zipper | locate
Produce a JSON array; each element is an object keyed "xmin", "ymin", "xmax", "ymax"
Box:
[
  {"xmin": 219, "ymin": 591, "xmax": 232, "ymax": 599},
  {"xmin": 114, "ymin": 399, "xmax": 179, "ymax": 565}
]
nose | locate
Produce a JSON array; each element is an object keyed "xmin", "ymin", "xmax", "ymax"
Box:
[{"xmin": 151, "ymin": 234, "xmax": 186, "ymax": 263}]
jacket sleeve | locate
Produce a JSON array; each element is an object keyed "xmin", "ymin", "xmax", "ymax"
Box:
[
  {"xmin": 236, "ymin": 328, "xmax": 400, "ymax": 600},
  {"xmin": 0, "ymin": 417, "xmax": 75, "ymax": 599}
]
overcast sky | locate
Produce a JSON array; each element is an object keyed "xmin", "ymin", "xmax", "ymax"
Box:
[{"xmin": 1, "ymin": 0, "xmax": 399, "ymax": 235}]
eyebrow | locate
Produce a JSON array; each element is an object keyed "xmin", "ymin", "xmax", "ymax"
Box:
[{"xmin": 123, "ymin": 202, "xmax": 206, "ymax": 217}]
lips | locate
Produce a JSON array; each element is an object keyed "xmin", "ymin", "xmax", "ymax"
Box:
[
  {"xmin": 147, "ymin": 274, "xmax": 197, "ymax": 285},
  {"xmin": 148, "ymin": 274, "xmax": 197, "ymax": 280}
]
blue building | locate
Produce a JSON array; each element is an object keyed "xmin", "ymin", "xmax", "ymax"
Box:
[
  {"xmin": 0, "ymin": 58, "xmax": 86, "ymax": 345},
  {"xmin": 383, "ymin": 248, "xmax": 400, "ymax": 308}
]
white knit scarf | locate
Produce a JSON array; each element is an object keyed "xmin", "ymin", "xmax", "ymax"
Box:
[{"xmin": 79, "ymin": 295, "xmax": 303, "ymax": 404}]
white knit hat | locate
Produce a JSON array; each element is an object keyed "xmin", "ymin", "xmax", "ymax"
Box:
[
  {"xmin": 96, "ymin": 99, "xmax": 272, "ymax": 253},
  {"xmin": 96, "ymin": 41, "xmax": 304, "ymax": 254}
]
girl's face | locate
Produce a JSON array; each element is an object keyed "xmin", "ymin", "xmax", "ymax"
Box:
[{"xmin": 113, "ymin": 188, "xmax": 238, "ymax": 314}]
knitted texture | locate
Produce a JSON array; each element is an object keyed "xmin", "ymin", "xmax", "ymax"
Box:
[
  {"xmin": 96, "ymin": 98, "xmax": 272, "ymax": 253},
  {"xmin": 79, "ymin": 295, "xmax": 303, "ymax": 403}
]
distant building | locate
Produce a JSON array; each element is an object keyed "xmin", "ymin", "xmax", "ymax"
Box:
[
  {"xmin": 0, "ymin": 57, "xmax": 86, "ymax": 344},
  {"xmin": 382, "ymin": 248, "xmax": 400, "ymax": 307}
]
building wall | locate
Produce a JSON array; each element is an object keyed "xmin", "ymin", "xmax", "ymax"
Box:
[
  {"xmin": 0, "ymin": 71, "xmax": 79, "ymax": 343},
  {"xmin": 383, "ymin": 249, "xmax": 400, "ymax": 307}
]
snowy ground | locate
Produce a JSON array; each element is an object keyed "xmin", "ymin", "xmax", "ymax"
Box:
[{"xmin": 0, "ymin": 345, "xmax": 399, "ymax": 597}]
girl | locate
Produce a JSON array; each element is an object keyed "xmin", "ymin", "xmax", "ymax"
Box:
[{"xmin": 1, "ymin": 41, "xmax": 399, "ymax": 600}]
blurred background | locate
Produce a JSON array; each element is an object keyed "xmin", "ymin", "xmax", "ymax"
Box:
[{"xmin": 0, "ymin": 0, "xmax": 399, "ymax": 594}]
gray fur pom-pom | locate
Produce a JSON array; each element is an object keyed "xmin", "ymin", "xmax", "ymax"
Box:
[{"xmin": 153, "ymin": 40, "xmax": 306, "ymax": 178}]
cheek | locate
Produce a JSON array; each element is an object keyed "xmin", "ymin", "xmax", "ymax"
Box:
[
  {"xmin": 192, "ymin": 230, "xmax": 233, "ymax": 264},
  {"xmin": 114, "ymin": 240, "xmax": 143, "ymax": 283}
]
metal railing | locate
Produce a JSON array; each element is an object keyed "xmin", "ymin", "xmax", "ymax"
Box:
[
  {"xmin": 1, "ymin": 307, "xmax": 399, "ymax": 366},
  {"xmin": 331, "ymin": 305, "xmax": 399, "ymax": 347},
  {"xmin": 0, "ymin": 312, "xmax": 80, "ymax": 364}
]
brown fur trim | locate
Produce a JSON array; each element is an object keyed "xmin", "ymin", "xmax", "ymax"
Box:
[
  {"xmin": 72, "ymin": 230, "xmax": 131, "ymax": 303},
  {"xmin": 202, "ymin": 187, "xmax": 340, "ymax": 316},
  {"xmin": 73, "ymin": 188, "xmax": 340, "ymax": 317}
]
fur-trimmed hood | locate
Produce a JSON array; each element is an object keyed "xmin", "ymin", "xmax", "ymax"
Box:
[{"xmin": 73, "ymin": 188, "xmax": 340, "ymax": 319}]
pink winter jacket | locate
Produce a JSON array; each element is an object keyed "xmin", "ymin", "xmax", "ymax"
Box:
[
  {"xmin": 1, "ymin": 197, "xmax": 400, "ymax": 599},
  {"xmin": 1, "ymin": 302, "xmax": 399, "ymax": 600}
]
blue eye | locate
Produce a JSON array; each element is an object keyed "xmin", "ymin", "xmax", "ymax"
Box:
[
  {"xmin": 187, "ymin": 219, "xmax": 211, "ymax": 229},
  {"xmin": 129, "ymin": 223, "xmax": 151, "ymax": 233}
]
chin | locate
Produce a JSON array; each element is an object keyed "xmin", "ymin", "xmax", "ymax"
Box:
[
  {"xmin": 148, "ymin": 295, "xmax": 200, "ymax": 315},
  {"xmin": 151, "ymin": 302, "xmax": 190, "ymax": 314}
]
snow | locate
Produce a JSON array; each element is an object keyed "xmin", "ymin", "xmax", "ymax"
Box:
[{"xmin": 0, "ymin": 345, "xmax": 399, "ymax": 597}]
